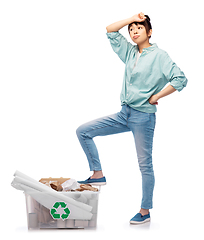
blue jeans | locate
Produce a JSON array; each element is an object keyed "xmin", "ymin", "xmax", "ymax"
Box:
[{"xmin": 76, "ymin": 105, "xmax": 156, "ymax": 209}]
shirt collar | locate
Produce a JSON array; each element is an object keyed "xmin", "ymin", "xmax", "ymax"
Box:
[{"xmin": 136, "ymin": 43, "xmax": 158, "ymax": 55}]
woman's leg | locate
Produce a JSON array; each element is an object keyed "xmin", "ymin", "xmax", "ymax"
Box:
[
  {"xmin": 128, "ymin": 108, "xmax": 156, "ymax": 210},
  {"xmin": 76, "ymin": 107, "xmax": 130, "ymax": 174}
]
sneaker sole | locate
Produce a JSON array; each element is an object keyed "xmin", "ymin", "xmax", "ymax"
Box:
[
  {"xmin": 130, "ymin": 218, "xmax": 150, "ymax": 225},
  {"xmin": 91, "ymin": 182, "xmax": 107, "ymax": 186}
]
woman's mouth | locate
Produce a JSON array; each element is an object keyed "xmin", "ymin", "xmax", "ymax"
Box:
[{"xmin": 133, "ymin": 34, "xmax": 140, "ymax": 39}]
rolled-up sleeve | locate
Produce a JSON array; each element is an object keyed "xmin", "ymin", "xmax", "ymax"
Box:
[
  {"xmin": 162, "ymin": 52, "xmax": 188, "ymax": 92},
  {"xmin": 106, "ymin": 31, "xmax": 133, "ymax": 63}
]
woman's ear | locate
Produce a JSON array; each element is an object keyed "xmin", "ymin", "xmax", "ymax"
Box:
[{"xmin": 148, "ymin": 29, "xmax": 152, "ymax": 38}]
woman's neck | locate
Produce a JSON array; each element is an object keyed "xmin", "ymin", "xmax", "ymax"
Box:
[{"xmin": 138, "ymin": 42, "xmax": 151, "ymax": 53}]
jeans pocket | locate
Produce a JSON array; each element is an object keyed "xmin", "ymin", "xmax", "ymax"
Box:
[{"xmin": 131, "ymin": 109, "xmax": 150, "ymax": 123}]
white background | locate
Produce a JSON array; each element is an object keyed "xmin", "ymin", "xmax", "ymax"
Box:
[{"xmin": 1, "ymin": 0, "xmax": 204, "ymax": 239}]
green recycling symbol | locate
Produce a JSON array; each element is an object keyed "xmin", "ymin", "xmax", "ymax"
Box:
[{"xmin": 50, "ymin": 202, "xmax": 70, "ymax": 220}]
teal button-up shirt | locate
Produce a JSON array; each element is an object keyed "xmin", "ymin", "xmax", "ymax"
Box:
[{"xmin": 106, "ymin": 31, "xmax": 188, "ymax": 113}]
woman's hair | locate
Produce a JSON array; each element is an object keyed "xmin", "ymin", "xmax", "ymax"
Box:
[{"xmin": 128, "ymin": 15, "xmax": 152, "ymax": 38}]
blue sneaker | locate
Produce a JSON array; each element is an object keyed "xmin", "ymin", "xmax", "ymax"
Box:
[
  {"xmin": 130, "ymin": 213, "xmax": 150, "ymax": 224},
  {"xmin": 77, "ymin": 176, "xmax": 106, "ymax": 186}
]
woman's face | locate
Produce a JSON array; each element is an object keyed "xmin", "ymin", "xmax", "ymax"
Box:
[{"xmin": 129, "ymin": 23, "xmax": 152, "ymax": 45}]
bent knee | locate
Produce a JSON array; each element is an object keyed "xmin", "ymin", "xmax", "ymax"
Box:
[
  {"xmin": 76, "ymin": 123, "xmax": 90, "ymax": 139},
  {"xmin": 76, "ymin": 125, "xmax": 84, "ymax": 137}
]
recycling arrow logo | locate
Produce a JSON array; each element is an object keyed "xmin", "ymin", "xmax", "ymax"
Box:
[{"xmin": 50, "ymin": 202, "xmax": 70, "ymax": 220}]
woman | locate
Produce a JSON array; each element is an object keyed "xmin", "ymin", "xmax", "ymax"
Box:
[{"xmin": 76, "ymin": 13, "xmax": 187, "ymax": 224}]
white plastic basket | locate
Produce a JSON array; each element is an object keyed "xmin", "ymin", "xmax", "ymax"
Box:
[
  {"xmin": 11, "ymin": 171, "xmax": 100, "ymax": 229},
  {"xmin": 25, "ymin": 191, "xmax": 99, "ymax": 229}
]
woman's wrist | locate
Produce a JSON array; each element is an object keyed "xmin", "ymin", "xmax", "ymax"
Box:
[{"xmin": 155, "ymin": 93, "xmax": 161, "ymax": 101}]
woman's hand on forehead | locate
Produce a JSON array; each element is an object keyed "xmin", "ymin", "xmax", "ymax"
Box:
[{"xmin": 131, "ymin": 12, "xmax": 146, "ymax": 23}]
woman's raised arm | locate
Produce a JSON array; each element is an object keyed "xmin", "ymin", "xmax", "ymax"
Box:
[{"xmin": 106, "ymin": 12, "xmax": 146, "ymax": 33}]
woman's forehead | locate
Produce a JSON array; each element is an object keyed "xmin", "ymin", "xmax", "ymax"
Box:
[{"xmin": 130, "ymin": 23, "xmax": 144, "ymax": 28}]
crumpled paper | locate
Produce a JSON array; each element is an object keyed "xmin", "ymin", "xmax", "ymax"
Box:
[{"xmin": 61, "ymin": 179, "xmax": 80, "ymax": 191}]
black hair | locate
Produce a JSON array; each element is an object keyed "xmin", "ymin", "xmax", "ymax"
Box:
[{"xmin": 128, "ymin": 15, "xmax": 152, "ymax": 38}]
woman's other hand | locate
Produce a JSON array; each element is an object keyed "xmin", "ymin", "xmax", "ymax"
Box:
[{"xmin": 149, "ymin": 94, "xmax": 159, "ymax": 105}]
